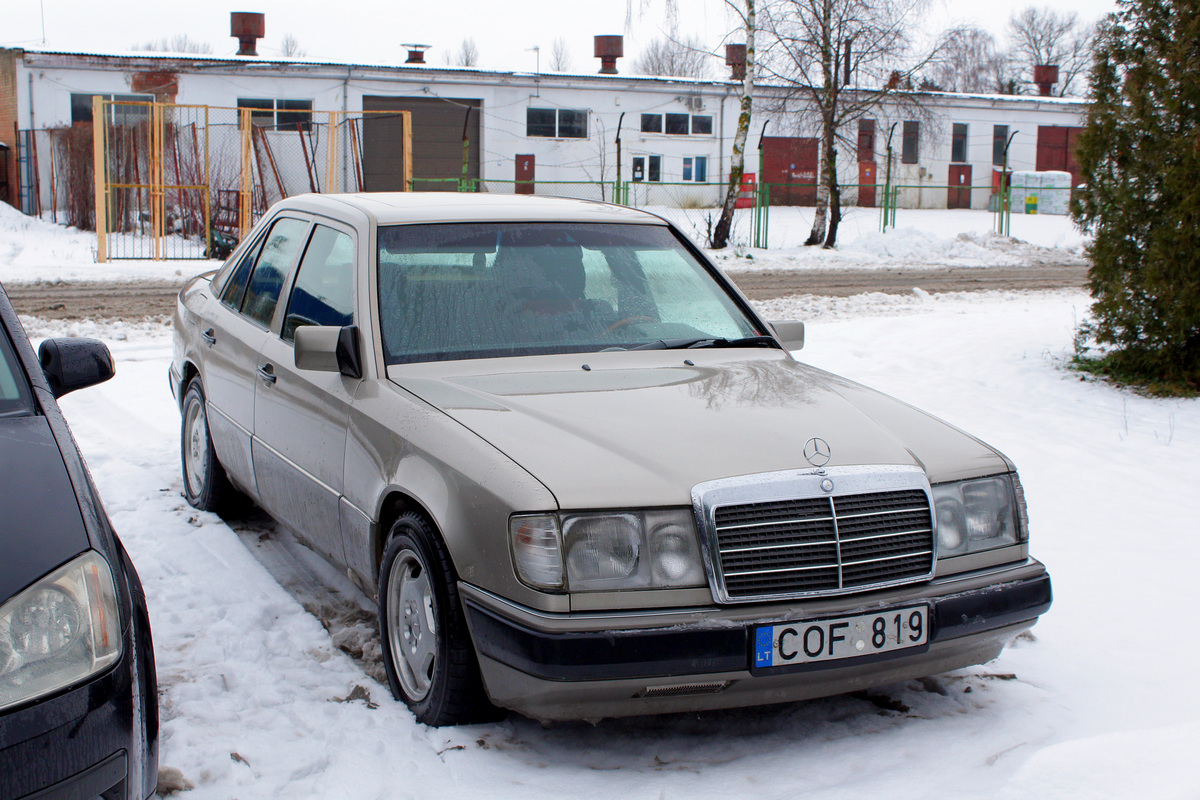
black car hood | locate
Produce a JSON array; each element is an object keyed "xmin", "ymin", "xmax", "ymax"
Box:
[{"xmin": 0, "ymin": 414, "xmax": 90, "ymax": 604}]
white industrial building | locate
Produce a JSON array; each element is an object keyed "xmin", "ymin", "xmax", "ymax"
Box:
[{"xmin": 0, "ymin": 22, "xmax": 1087, "ymax": 222}]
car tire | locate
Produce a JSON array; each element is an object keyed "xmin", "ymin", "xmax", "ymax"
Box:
[
  {"xmin": 180, "ymin": 377, "xmax": 239, "ymax": 513},
  {"xmin": 378, "ymin": 512, "xmax": 496, "ymax": 726}
]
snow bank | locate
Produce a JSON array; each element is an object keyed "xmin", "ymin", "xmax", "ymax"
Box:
[{"xmin": 1, "ymin": 203, "xmax": 1086, "ymax": 284}]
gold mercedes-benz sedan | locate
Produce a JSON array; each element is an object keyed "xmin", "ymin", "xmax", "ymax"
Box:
[{"xmin": 171, "ymin": 193, "xmax": 1050, "ymax": 726}]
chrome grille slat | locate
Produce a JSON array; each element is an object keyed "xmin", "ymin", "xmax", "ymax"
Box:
[{"xmin": 706, "ymin": 483, "xmax": 935, "ymax": 601}]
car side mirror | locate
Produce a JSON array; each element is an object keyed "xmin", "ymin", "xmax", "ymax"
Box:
[
  {"xmin": 38, "ymin": 338, "xmax": 116, "ymax": 398},
  {"xmin": 294, "ymin": 325, "xmax": 363, "ymax": 379},
  {"xmin": 769, "ymin": 320, "xmax": 805, "ymax": 350}
]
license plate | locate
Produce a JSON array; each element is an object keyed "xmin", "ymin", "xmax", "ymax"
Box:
[{"xmin": 753, "ymin": 606, "xmax": 929, "ymax": 669}]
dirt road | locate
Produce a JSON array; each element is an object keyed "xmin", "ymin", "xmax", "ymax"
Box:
[{"xmin": 4, "ymin": 262, "xmax": 1089, "ymax": 321}]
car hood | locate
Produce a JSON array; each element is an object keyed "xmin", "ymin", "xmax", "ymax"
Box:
[
  {"xmin": 389, "ymin": 349, "xmax": 1010, "ymax": 510},
  {"xmin": 0, "ymin": 415, "xmax": 91, "ymax": 603}
]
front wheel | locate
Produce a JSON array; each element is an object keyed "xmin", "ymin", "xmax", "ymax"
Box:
[
  {"xmin": 378, "ymin": 512, "xmax": 494, "ymax": 726},
  {"xmin": 180, "ymin": 377, "xmax": 239, "ymax": 513}
]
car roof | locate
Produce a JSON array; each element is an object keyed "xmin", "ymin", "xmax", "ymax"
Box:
[{"xmin": 275, "ymin": 192, "xmax": 669, "ymax": 227}]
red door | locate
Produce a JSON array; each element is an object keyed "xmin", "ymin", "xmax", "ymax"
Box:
[
  {"xmin": 858, "ymin": 162, "xmax": 877, "ymax": 207},
  {"xmin": 515, "ymin": 155, "xmax": 535, "ymax": 195},
  {"xmin": 948, "ymin": 164, "xmax": 972, "ymax": 209},
  {"xmin": 1036, "ymin": 126, "xmax": 1083, "ymax": 189},
  {"xmin": 762, "ymin": 137, "xmax": 819, "ymax": 205}
]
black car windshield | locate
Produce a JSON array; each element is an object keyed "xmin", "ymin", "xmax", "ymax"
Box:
[
  {"xmin": 377, "ymin": 222, "xmax": 762, "ymax": 364},
  {"xmin": 0, "ymin": 326, "xmax": 34, "ymax": 418}
]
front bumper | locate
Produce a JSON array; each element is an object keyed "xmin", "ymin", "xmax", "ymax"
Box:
[{"xmin": 463, "ymin": 559, "xmax": 1051, "ymax": 721}]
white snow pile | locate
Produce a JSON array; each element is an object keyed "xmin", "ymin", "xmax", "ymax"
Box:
[
  {"xmin": 0, "ymin": 203, "xmax": 1088, "ymax": 284},
  {"xmin": 0, "ymin": 203, "xmax": 217, "ymax": 283},
  {"xmin": 31, "ymin": 289, "xmax": 1200, "ymax": 799}
]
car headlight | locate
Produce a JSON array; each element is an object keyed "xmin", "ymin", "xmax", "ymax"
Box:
[
  {"xmin": 932, "ymin": 473, "xmax": 1028, "ymax": 558},
  {"xmin": 0, "ymin": 551, "xmax": 123, "ymax": 713},
  {"xmin": 510, "ymin": 510, "xmax": 706, "ymax": 592}
]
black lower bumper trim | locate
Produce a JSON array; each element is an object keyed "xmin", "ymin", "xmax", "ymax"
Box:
[{"xmin": 466, "ymin": 572, "xmax": 1052, "ymax": 683}]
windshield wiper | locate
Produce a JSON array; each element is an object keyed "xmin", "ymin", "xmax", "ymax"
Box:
[{"xmin": 630, "ymin": 336, "xmax": 780, "ymax": 351}]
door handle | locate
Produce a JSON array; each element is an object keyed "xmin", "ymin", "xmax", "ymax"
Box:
[
  {"xmin": 201, "ymin": 328, "xmax": 216, "ymax": 346},
  {"xmin": 257, "ymin": 364, "xmax": 277, "ymax": 385}
]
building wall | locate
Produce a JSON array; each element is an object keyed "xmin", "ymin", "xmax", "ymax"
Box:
[{"xmin": 7, "ymin": 48, "xmax": 1088, "ymax": 215}]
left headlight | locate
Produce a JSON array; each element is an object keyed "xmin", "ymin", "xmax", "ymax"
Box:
[
  {"xmin": 511, "ymin": 510, "xmax": 707, "ymax": 592},
  {"xmin": 932, "ymin": 473, "xmax": 1028, "ymax": 558},
  {"xmin": 0, "ymin": 551, "xmax": 123, "ymax": 713}
]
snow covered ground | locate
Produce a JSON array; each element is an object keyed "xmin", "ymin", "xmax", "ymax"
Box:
[
  {"xmin": 17, "ymin": 290, "xmax": 1193, "ymax": 799},
  {"xmin": 0, "ymin": 201, "xmax": 1086, "ymax": 286},
  {"xmin": 8, "ymin": 205, "xmax": 1198, "ymax": 798}
]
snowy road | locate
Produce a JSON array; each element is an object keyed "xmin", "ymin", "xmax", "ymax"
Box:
[{"xmin": 41, "ymin": 289, "xmax": 1200, "ymax": 799}]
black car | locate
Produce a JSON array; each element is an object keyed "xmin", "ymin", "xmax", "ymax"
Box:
[{"xmin": 0, "ymin": 283, "xmax": 158, "ymax": 800}]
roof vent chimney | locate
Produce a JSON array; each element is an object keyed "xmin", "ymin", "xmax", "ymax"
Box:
[
  {"xmin": 725, "ymin": 44, "xmax": 747, "ymax": 80},
  {"xmin": 1033, "ymin": 64, "xmax": 1059, "ymax": 96},
  {"xmin": 231, "ymin": 12, "xmax": 265, "ymax": 57},
  {"xmin": 594, "ymin": 35, "xmax": 624, "ymax": 74},
  {"xmin": 403, "ymin": 43, "xmax": 431, "ymax": 64}
]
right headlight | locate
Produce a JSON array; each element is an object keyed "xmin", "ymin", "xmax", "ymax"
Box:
[
  {"xmin": 932, "ymin": 473, "xmax": 1028, "ymax": 558},
  {"xmin": 0, "ymin": 550, "xmax": 123, "ymax": 713},
  {"xmin": 510, "ymin": 509, "xmax": 707, "ymax": 592}
]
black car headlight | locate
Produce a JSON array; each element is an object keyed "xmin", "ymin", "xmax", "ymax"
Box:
[
  {"xmin": 933, "ymin": 473, "xmax": 1028, "ymax": 558},
  {"xmin": 0, "ymin": 551, "xmax": 123, "ymax": 712},
  {"xmin": 511, "ymin": 510, "xmax": 707, "ymax": 592}
]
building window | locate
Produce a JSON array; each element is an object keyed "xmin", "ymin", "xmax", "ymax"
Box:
[
  {"xmin": 901, "ymin": 121, "xmax": 920, "ymax": 164},
  {"xmin": 993, "ymin": 125, "xmax": 1009, "ymax": 166},
  {"xmin": 237, "ymin": 98, "xmax": 313, "ymax": 131},
  {"xmin": 557, "ymin": 109, "xmax": 588, "ymax": 138},
  {"xmin": 527, "ymin": 107, "xmax": 589, "ymax": 138},
  {"xmin": 641, "ymin": 114, "xmax": 663, "ymax": 133},
  {"xmin": 666, "ymin": 113, "xmax": 690, "ymax": 135},
  {"xmin": 951, "ymin": 123, "xmax": 968, "ymax": 163},
  {"xmin": 857, "ymin": 119, "xmax": 875, "ymax": 161},
  {"xmin": 70, "ymin": 93, "xmax": 153, "ymax": 126},
  {"xmin": 691, "ymin": 115, "xmax": 713, "ymax": 135},
  {"xmin": 683, "ymin": 156, "xmax": 708, "ymax": 182},
  {"xmin": 632, "ymin": 155, "xmax": 662, "ymax": 182},
  {"xmin": 527, "ymin": 108, "xmax": 557, "ymax": 137}
]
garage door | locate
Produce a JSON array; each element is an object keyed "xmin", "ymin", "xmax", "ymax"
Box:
[{"xmin": 362, "ymin": 96, "xmax": 481, "ymax": 191}]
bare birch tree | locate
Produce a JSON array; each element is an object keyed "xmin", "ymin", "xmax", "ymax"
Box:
[
  {"xmin": 627, "ymin": 0, "xmax": 755, "ymax": 249},
  {"xmin": 549, "ymin": 38, "xmax": 573, "ymax": 71},
  {"xmin": 279, "ymin": 34, "xmax": 306, "ymax": 58},
  {"xmin": 762, "ymin": 0, "xmax": 939, "ymax": 247},
  {"xmin": 133, "ymin": 35, "xmax": 213, "ymax": 54},
  {"xmin": 633, "ymin": 35, "xmax": 714, "ymax": 78},
  {"xmin": 926, "ymin": 26, "xmax": 1016, "ymax": 94},
  {"xmin": 1007, "ymin": 7, "xmax": 1095, "ymax": 96}
]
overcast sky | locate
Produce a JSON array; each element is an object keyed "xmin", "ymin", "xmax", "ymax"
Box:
[{"xmin": 6, "ymin": 0, "xmax": 1116, "ymax": 74}]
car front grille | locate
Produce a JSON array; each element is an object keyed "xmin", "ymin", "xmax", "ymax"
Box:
[{"xmin": 693, "ymin": 468, "xmax": 936, "ymax": 603}]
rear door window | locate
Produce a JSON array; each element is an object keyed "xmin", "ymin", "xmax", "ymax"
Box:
[{"xmin": 240, "ymin": 217, "xmax": 311, "ymax": 328}]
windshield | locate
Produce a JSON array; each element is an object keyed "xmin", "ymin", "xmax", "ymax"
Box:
[{"xmin": 377, "ymin": 222, "xmax": 761, "ymax": 364}]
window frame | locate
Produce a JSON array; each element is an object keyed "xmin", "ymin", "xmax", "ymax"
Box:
[
  {"xmin": 951, "ymin": 123, "xmax": 969, "ymax": 164},
  {"xmin": 527, "ymin": 107, "xmax": 589, "ymax": 139},
  {"xmin": 993, "ymin": 124, "xmax": 1010, "ymax": 167},
  {"xmin": 902, "ymin": 121, "xmax": 920, "ymax": 165}
]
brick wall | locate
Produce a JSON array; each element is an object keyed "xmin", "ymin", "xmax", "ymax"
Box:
[{"xmin": 0, "ymin": 49, "xmax": 20, "ymax": 208}]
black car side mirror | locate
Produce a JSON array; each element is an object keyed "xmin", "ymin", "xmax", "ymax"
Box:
[{"xmin": 39, "ymin": 338, "xmax": 116, "ymax": 398}]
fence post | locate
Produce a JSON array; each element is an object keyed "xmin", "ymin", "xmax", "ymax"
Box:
[
  {"xmin": 92, "ymin": 96, "xmax": 108, "ymax": 263},
  {"xmin": 238, "ymin": 107, "xmax": 252, "ymax": 238},
  {"xmin": 327, "ymin": 111, "xmax": 339, "ymax": 194}
]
